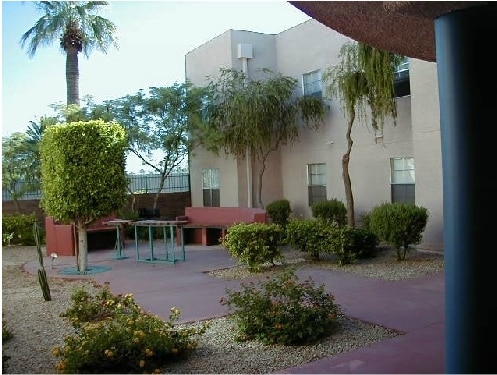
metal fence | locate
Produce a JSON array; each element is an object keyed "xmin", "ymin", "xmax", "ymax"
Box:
[{"xmin": 2, "ymin": 173, "xmax": 190, "ymax": 201}]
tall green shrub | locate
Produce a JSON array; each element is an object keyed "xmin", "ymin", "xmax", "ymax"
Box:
[
  {"xmin": 311, "ymin": 199, "xmax": 347, "ymax": 227},
  {"xmin": 266, "ymin": 199, "xmax": 292, "ymax": 228},
  {"xmin": 368, "ymin": 202, "xmax": 428, "ymax": 260},
  {"xmin": 40, "ymin": 120, "xmax": 128, "ymax": 272}
]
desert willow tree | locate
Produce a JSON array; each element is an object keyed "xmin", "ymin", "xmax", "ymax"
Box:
[
  {"xmin": 20, "ymin": 1, "xmax": 118, "ymax": 106},
  {"xmin": 201, "ymin": 68, "xmax": 326, "ymax": 209},
  {"xmin": 323, "ymin": 41, "xmax": 402, "ymax": 227}
]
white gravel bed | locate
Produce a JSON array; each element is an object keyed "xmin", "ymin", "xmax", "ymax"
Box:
[{"xmin": 2, "ymin": 245, "xmax": 443, "ymax": 374}]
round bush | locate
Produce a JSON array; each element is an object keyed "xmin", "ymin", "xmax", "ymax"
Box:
[
  {"xmin": 368, "ymin": 202, "xmax": 428, "ymax": 260},
  {"xmin": 221, "ymin": 268, "xmax": 341, "ymax": 345},
  {"xmin": 311, "ymin": 199, "xmax": 347, "ymax": 227},
  {"xmin": 266, "ymin": 199, "xmax": 292, "ymax": 228}
]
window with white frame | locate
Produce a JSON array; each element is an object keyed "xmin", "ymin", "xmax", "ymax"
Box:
[
  {"xmin": 395, "ymin": 57, "xmax": 410, "ymax": 75},
  {"xmin": 200, "ymin": 96, "xmax": 210, "ymax": 123},
  {"xmin": 307, "ymin": 163, "xmax": 327, "ymax": 206},
  {"xmin": 303, "ymin": 70, "xmax": 322, "ymax": 98},
  {"xmin": 390, "ymin": 157, "xmax": 415, "ymax": 204},
  {"xmin": 394, "ymin": 56, "xmax": 410, "ymax": 97},
  {"xmin": 202, "ymin": 168, "xmax": 220, "ymax": 207}
]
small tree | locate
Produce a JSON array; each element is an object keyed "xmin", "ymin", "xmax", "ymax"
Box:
[
  {"xmin": 323, "ymin": 42, "xmax": 402, "ymax": 227},
  {"xmin": 91, "ymin": 83, "xmax": 206, "ymax": 210},
  {"xmin": 40, "ymin": 120, "xmax": 128, "ymax": 272},
  {"xmin": 202, "ymin": 68, "xmax": 325, "ymax": 208},
  {"xmin": 2, "ymin": 133, "xmax": 39, "ymax": 212}
]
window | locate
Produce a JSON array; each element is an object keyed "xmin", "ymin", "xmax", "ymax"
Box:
[
  {"xmin": 307, "ymin": 163, "xmax": 327, "ymax": 206},
  {"xmin": 390, "ymin": 157, "xmax": 415, "ymax": 204},
  {"xmin": 394, "ymin": 57, "xmax": 410, "ymax": 97},
  {"xmin": 202, "ymin": 168, "xmax": 220, "ymax": 207},
  {"xmin": 395, "ymin": 57, "xmax": 410, "ymax": 76},
  {"xmin": 303, "ymin": 70, "xmax": 322, "ymax": 98},
  {"xmin": 200, "ymin": 96, "xmax": 210, "ymax": 123}
]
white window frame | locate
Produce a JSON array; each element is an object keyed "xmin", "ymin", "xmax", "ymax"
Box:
[
  {"xmin": 202, "ymin": 168, "xmax": 220, "ymax": 207},
  {"xmin": 307, "ymin": 163, "xmax": 327, "ymax": 206},
  {"xmin": 390, "ymin": 157, "xmax": 415, "ymax": 204},
  {"xmin": 302, "ymin": 69, "xmax": 322, "ymax": 97}
]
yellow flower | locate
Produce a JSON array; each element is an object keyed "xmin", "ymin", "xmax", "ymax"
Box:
[
  {"xmin": 104, "ymin": 349, "xmax": 114, "ymax": 357},
  {"xmin": 139, "ymin": 359, "xmax": 145, "ymax": 368},
  {"xmin": 133, "ymin": 337, "xmax": 140, "ymax": 344},
  {"xmin": 51, "ymin": 346, "xmax": 61, "ymax": 357},
  {"xmin": 153, "ymin": 369, "xmax": 161, "ymax": 374},
  {"xmin": 145, "ymin": 348, "xmax": 153, "ymax": 357},
  {"xmin": 55, "ymin": 361, "xmax": 66, "ymax": 371},
  {"xmin": 171, "ymin": 348, "xmax": 179, "ymax": 354}
]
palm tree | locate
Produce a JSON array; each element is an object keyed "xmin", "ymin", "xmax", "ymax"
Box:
[{"xmin": 20, "ymin": 1, "xmax": 118, "ymax": 106}]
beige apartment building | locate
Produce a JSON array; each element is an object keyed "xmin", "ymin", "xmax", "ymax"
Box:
[{"xmin": 185, "ymin": 19, "xmax": 443, "ymax": 252}]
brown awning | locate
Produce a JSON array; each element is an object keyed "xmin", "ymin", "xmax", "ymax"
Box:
[{"xmin": 289, "ymin": 1, "xmax": 490, "ymax": 62}]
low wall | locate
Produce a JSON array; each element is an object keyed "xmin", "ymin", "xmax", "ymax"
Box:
[{"xmin": 2, "ymin": 192, "xmax": 192, "ymax": 228}]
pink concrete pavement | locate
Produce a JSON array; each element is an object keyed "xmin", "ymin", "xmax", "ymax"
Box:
[{"xmin": 23, "ymin": 241, "xmax": 445, "ymax": 374}]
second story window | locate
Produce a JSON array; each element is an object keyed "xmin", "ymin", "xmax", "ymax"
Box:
[
  {"xmin": 303, "ymin": 69, "xmax": 322, "ymax": 98},
  {"xmin": 394, "ymin": 57, "xmax": 410, "ymax": 97}
]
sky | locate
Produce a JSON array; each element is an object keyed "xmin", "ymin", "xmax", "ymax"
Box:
[{"xmin": 1, "ymin": 0, "xmax": 310, "ymax": 172}]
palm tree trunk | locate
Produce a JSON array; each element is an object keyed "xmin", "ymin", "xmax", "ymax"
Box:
[{"xmin": 66, "ymin": 46, "xmax": 80, "ymax": 106}]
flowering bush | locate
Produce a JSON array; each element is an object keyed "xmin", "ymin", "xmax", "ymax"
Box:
[
  {"xmin": 54, "ymin": 285, "xmax": 208, "ymax": 374},
  {"xmin": 220, "ymin": 268, "xmax": 340, "ymax": 345},
  {"xmin": 221, "ymin": 222, "xmax": 285, "ymax": 272}
]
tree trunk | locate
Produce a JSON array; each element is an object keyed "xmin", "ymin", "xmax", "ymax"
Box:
[
  {"xmin": 13, "ymin": 198, "xmax": 21, "ymax": 213},
  {"xmin": 66, "ymin": 46, "xmax": 80, "ymax": 106},
  {"xmin": 76, "ymin": 222, "xmax": 88, "ymax": 272},
  {"xmin": 343, "ymin": 113, "xmax": 356, "ymax": 227},
  {"xmin": 257, "ymin": 156, "xmax": 267, "ymax": 209},
  {"xmin": 153, "ymin": 173, "xmax": 168, "ymax": 211}
]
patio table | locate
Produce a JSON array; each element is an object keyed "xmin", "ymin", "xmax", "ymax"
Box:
[
  {"xmin": 104, "ymin": 219, "xmax": 133, "ymax": 259},
  {"xmin": 132, "ymin": 220, "xmax": 188, "ymax": 264}
]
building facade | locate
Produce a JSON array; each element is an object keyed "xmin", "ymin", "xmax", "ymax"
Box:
[{"xmin": 185, "ymin": 19, "xmax": 443, "ymax": 252}]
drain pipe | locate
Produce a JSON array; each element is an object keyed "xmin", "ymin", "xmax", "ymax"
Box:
[{"xmin": 238, "ymin": 44, "xmax": 253, "ymax": 207}]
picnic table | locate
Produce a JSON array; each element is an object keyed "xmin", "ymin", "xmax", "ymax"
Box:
[{"xmin": 131, "ymin": 220, "xmax": 188, "ymax": 264}]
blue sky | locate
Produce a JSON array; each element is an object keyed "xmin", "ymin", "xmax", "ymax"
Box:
[{"xmin": 1, "ymin": 0, "xmax": 310, "ymax": 171}]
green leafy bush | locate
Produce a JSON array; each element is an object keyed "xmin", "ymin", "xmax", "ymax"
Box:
[
  {"xmin": 311, "ymin": 199, "xmax": 347, "ymax": 227},
  {"xmin": 368, "ymin": 202, "xmax": 429, "ymax": 260},
  {"xmin": 221, "ymin": 222, "xmax": 284, "ymax": 272},
  {"xmin": 2, "ymin": 320, "xmax": 13, "ymax": 342},
  {"xmin": 328, "ymin": 227, "xmax": 379, "ymax": 265},
  {"xmin": 54, "ymin": 286, "xmax": 208, "ymax": 374},
  {"xmin": 286, "ymin": 218, "xmax": 333, "ymax": 260},
  {"xmin": 221, "ymin": 268, "xmax": 340, "ymax": 345},
  {"xmin": 3, "ymin": 320, "xmax": 13, "ymax": 372},
  {"xmin": 2, "ymin": 213, "xmax": 39, "ymax": 245},
  {"xmin": 286, "ymin": 218, "xmax": 378, "ymax": 265},
  {"xmin": 266, "ymin": 199, "xmax": 292, "ymax": 228}
]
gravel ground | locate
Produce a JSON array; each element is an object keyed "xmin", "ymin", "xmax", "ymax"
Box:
[{"xmin": 2, "ymin": 245, "xmax": 444, "ymax": 374}]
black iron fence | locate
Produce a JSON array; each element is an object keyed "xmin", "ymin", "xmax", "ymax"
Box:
[{"xmin": 2, "ymin": 173, "xmax": 190, "ymax": 201}]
